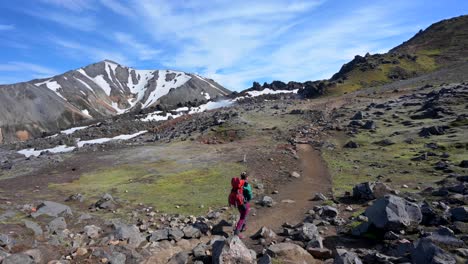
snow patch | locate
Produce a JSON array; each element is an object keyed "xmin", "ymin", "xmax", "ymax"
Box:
[
  {"xmin": 142, "ymin": 70, "xmax": 191, "ymax": 108},
  {"xmin": 77, "ymin": 131, "xmax": 147, "ymax": 147},
  {"xmin": 141, "ymin": 99, "xmax": 234, "ymax": 122},
  {"xmin": 18, "ymin": 145, "xmax": 76, "ymax": 158},
  {"xmin": 61, "ymin": 126, "xmax": 89, "ymax": 135},
  {"xmin": 246, "ymin": 88, "xmax": 298, "ymax": 97},
  {"xmin": 111, "ymin": 102, "xmax": 126, "ymax": 114},
  {"xmin": 19, "ymin": 131, "xmax": 147, "ymax": 157},
  {"xmin": 78, "ymin": 69, "xmax": 112, "ymax": 96},
  {"xmin": 140, "ymin": 112, "xmax": 183, "ymax": 122},
  {"xmin": 34, "ymin": 79, "xmax": 66, "ymax": 100},
  {"xmin": 81, "ymin": 109, "xmax": 91, "ymax": 117},
  {"xmin": 75, "ymin": 77, "xmax": 94, "ymax": 92},
  {"xmin": 193, "ymin": 75, "xmax": 228, "ymax": 95},
  {"xmin": 189, "ymin": 100, "xmax": 233, "ymax": 114}
]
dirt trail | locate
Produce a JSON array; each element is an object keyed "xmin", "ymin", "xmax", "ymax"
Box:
[{"xmin": 245, "ymin": 144, "xmax": 332, "ymax": 237}]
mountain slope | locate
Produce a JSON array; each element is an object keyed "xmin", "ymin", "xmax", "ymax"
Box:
[
  {"xmin": 243, "ymin": 15, "xmax": 468, "ymax": 99},
  {"xmin": 327, "ymin": 15, "xmax": 468, "ymax": 95},
  {"xmin": 0, "ymin": 60, "xmax": 231, "ymax": 143},
  {"xmin": 0, "ymin": 82, "xmax": 87, "ymax": 143}
]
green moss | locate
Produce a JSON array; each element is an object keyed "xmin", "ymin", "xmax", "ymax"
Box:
[
  {"xmin": 450, "ymin": 119, "xmax": 468, "ymax": 128},
  {"xmin": 271, "ymin": 258, "xmax": 283, "ymax": 264},
  {"xmin": 322, "ymin": 200, "xmax": 336, "ymax": 206},
  {"xmin": 326, "ymin": 53, "xmax": 439, "ymax": 96},
  {"xmin": 50, "ymin": 160, "xmax": 245, "ymax": 215},
  {"xmin": 347, "ymin": 220, "xmax": 364, "ymax": 229},
  {"xmin": 351, "ymin": 209, "xmax": 365, "ymax": 218}
]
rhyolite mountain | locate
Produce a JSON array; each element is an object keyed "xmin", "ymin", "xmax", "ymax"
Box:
[
  {"xmin": 245, "ymin": 15, "xmax": 468, "ymax": 98},
  {"xmin": 0, "ymin": 60, "xmax": 230, "ymax": 143}
]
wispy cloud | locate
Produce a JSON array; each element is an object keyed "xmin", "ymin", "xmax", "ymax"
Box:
[
  {"xmin": 0, "ymin": 24, "xmax": 15, "ymax": 31},
  {"xmin": 129, "ymin": 0, "xmax": 421, "ymax": 89},
  {"xmin": 49, "ymin": 36, "xmax": 130, "ymax": 65},
  {"xmin": 100, "ymin": 0, "xmax": 135, "ymax": 18},
  {"xmin": 133, "ymin": 0, "xmax": 324, "ymax": 88},
  {"xmin": 23, "ymin": 9, "xmax": 97, "ymax": 31},
  {"xmin": 2, "ymin": 0, "xmax": 464, "ymax": 89},
  {"xmin": 39, "ymin": 0, "xmax": 94, "ymax": 12},
  {"xmin": 114, "ymin": 32, "xmax": 160, "ymax": 60},
  {"xmin": 0, "ymin": 61, "xmax": 59, "ymax": 83}
]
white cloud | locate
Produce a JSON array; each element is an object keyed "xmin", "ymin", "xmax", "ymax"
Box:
[
  {"xmin": 128, "ymin": 0, "xmax": 420, "ymax": 90},
  {"xmin": 114, "ymin": 32, "xmax": 160, "ymax": 60},
  {"xmin": 132, "ymin": 0, "xmax": 323, "ymax": 89},
  {"xmin": 0, "ymin": 24, "xmax": 15, "ymax": 31}
]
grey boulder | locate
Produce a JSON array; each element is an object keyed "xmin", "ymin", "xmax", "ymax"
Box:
[
  {"xmin": 267, "ymin": 242, "xmax": 316, "ymax": 264},
  {"xmin": 353, "ymin": 182, "xmax": 393, "ymax": 201},
  {"xmin": 47, "ymin": 217, "xmax": 67, "ymax": 234},
  {"xmin": 450, "ymin": 206, "xmax": 468, "ymax": 222},
  {"xmin": 2, "ymin": 253, "xmax": 35, "ymax": 264},
  {"xmin": 411, "ymin": 238, "xmax": 456, "ymax": 264},
  {"xmin": 31, "ymin": 201, "xmax": 72, "ymax": 218},
  {"xmin": 212, "ymin": 235, "xmax": 255, "ymax": 264},
  {"xmin": 113, "ymin": 222, "xmax": 144, "ymax": 248},
  {"xmin": 334, "ymin": 249, "xmax": 362, "ymax": 264},
  {"xmin": 365, "ymin": 195, "xmax": 422, "ymax": 231}
]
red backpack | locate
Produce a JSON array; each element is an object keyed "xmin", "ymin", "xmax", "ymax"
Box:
[{"xmin": 228, "ymin": 177, "xmax": 245, "ymax": 207}]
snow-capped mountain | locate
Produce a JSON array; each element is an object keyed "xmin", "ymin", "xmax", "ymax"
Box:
[
  {"xmin": 0, "ymin": 60, "xmax": 231, "ymax": 143},
  {"xmin": 33, "ymin": 60, "xmax": 230, "ymax": 117}
]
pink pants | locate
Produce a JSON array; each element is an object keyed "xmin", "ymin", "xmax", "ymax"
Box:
[{"xmin": 235, "ymin": 202, "xmax": 250, "ymax": 232}]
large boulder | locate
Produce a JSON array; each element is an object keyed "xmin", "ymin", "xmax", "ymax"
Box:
[
  {"xmin": 2, "ymin": 253, "xmax": 35, "ymax": 264},
  {"xmin": 251, "ymin": 226, "xmax": 277, "ymax": 241},
  {"xmin": 212, "ymin": 236, "xmax": 255, "ymax": 264},
  {"xmin": 344, "ymin": 141, "xmax": 359, "ymax": 148},
  {"xmin": 365, "ymin": 195, "xmax": 422, "ymax": 231},
  {"xmin": 168, "ymin": 228, "xmax": 185, "ymax": 242},
  {"xmin": 113, "ymin": 222, "xmax": 145, "ymax": 248},
  {"xmin": 93, "ymin": 193, "xmax": 116, "ymax": 210},
  {"xmin": 83, "ymin": 225, "xmax": 101, "ymax": 238},
  {"xmin": 182, "ymin": 225, "xmax": 201, "ymax": 239},
  {"xmin": 47, "ymin": 217, "xmax": 67, "ymax": 234},
  {"xmin": 149, "ymin": 229, "xmax": 170, "ymax": 242},
  {"xmin": 334, "ymin": 249, "xmax": 362, "ymax": 264},
  {"xmin": 425, "ymin": 226, "xmax": 464, "ymax": 247},
  {"xmin": 419, "ymin": 126, "xmax": 447, "ymax": 137},
  {"xmin": 23, "ymin": 220, "xmax": 43, "ymax": 237},
  {"xmin": 362, "ymin": 120, "xmax": 376, "ymax": 130},
  {"xmin": 267, "ymin": 242, "xmax": 317, "ymax": 264},
  {"xmin": 167, "ymin": 252, "xmax": 189, "ymax": 264},
  {"xmin": 351, "ymin": 111, "xmax": 365, "ymax": 120},
  {"xmin": 411, "ymin": 238, "xmax": 456, "ymax": 264},
  {"xmin": 296, "ymin": 223, "xmax": 323, "ymax": 248},
  {"xmin": 450, "ymin": 206, "xmax": 468, "ymax": 222},
  {"xmin": 353, "ymin": 182, "xmax": 393, "ymax": 201},
  {"xmin": 0, "ymin": 234, "xmax": 12, "ymax": 248},
  {"xmin": 31, "ymin": 201, "xmax": 72, "ymax": 218},
  {"xmin": 259, "ymin": 196, "xmax": 274, "ymax": 207},
  {"xmin": 321, "ymin": 206, "xmax": 339, "ymax": 221}
]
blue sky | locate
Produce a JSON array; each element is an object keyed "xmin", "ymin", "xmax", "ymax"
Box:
[{"xmin": 0, "ymin": 0, "xmax": 467, "ymax": 90}]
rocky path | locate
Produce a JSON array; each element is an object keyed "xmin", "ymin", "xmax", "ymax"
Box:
[{"xmin": 245, "ymin": 143, "xmax": 332, "ymax": 238}]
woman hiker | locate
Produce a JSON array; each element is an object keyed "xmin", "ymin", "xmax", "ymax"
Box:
[{"xmin": 231, "ymin": 171, "xmax": 253, "ymax": 238}]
